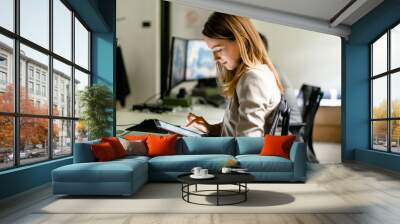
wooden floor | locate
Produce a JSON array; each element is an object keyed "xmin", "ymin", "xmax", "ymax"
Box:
[{"xmin": 1, "ymin": 162, "xmax": 400, "ymax": 224}]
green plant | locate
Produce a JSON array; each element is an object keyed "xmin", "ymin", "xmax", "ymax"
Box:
[{"xmin": 79, "ymin": 84, "xmax": 113, "ymax": 140}]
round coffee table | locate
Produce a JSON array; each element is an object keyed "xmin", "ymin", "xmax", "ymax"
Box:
[{"xmin": 177, "ymin": 173, "xmax": 255, "ymax": 206}]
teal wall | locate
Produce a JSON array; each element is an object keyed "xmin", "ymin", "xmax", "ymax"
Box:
[
  {"xmin": 343, "ymin": 0, "xmax": 400, "ymax": 171},
  {"xmin": 0, "ymin": 0, "xmax": 116, "ymax": 200}
]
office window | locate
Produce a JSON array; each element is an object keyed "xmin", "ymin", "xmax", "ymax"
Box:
[
  {"xmin": 0, "ymin": 1, "xmax": 91, "ymax": 170},
  {"xmin": 53, "ymin": 59, "xmax": 72, "ymax": 116},
  {"xmin": 391, "ymin": 24, "xmax": 400, "ymax": 70},
  {"xmin": 53, "ymin": 119, "xmax": 72, "ymax": 158},
  {"xmin": 53, "ymin": 0, "xmax": 72, "ymax": 60},
  {"xmin": 0, "ymin": 0, "xmax": 14, "ymax": 32},
  {"xmin": 74, "ymin": 69, "xmax": 89, "ymax": 118},
  {"xmin": 20, "ymin": 0, "xmax": 49, "ymax": 49},
  {"xmin": 0, "ymin": 116, "xmax": 13, "ymax": 170},
  {"xmin": 74, "ymin": 18, "xmax": 89, "ymax": 70},
  {"xmin": 0, "ymin": 34, "xmax": 13, "ymax": 113},
  {"xmin": 370, "ymin": 22, "xmax": 400, "ymax": 154},
  {"xmin": 19, "ymin": 117, "xmax": 49, "ymax": 165}
]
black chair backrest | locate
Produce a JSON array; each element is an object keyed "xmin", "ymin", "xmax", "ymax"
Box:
[
  {"xmin": 269, "ymin": 99, "xmax": 291, "ymax": 136},
  {"xmin": 296, "ymin": 84, "xmax": 323, "ymax": 154},
  {"xmin": 297, "ymin": 84, "xmax": 323, "ymax": 121}
]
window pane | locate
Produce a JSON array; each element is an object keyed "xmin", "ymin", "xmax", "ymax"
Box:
[
  {"xmin": 20, "ymin": 117, "xmax": 49, "ymax": 165},
  {"xmin": 392, "ymin": 24, "xmax": 400, "ymax": 70},
  {"xmin": 74, "ymin": 18, "xmax": 89, "ymax": 70},
  {"xmin": 0, "ymin": 34, "xmax": 14, "ymax": 112},
  {"xmin": 74, "ymin": 69, "xmax": 89, "ymax": 118},
  {"xmin": 0, "ymin": 116, "xmax": 13, "ymax": 170},
  {"xmin": 0, "ymin": 0, "xmax": 14, "ymax": 31},
  {"xmin": 20, "ymin": 0, "xmax": 49, "ymax": 49},
  {"xmin": 372, "ymin": 77, "xmax": 387, "ymax": 119},
  {"xmin": 391, "ymin": 120, "xmax": 400, "ymax": 153},
  {"xmin": 372, "ymin": 33, "xmax": 387, "ymax": 76},
  {"xmin": 20, "ymin": 44, "xmax": 49, "ymax": 115},
  {"xmin": 53, "ymin": 119, "xmax": 72, "ymax": 158},
  {"xmin": 53, "ymin": 59, "xmax": 72, "ymax": 117},
  {"xmin": 372, "ymin": 121, "xmax": 388, "ymax": 151},
  {"xmin": 391, "ymin": 72, "xmax": 400, "ymax": 118},
  {"xmin": 53, "ymin": 0, "xmax": 72, "ymax": 60},
  {"xmin": 75, "ymin": 120, "xmax": 88, "ymax": 143}
]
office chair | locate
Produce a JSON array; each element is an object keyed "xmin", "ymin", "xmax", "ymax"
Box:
[
  {"xmin": 269, "ymin": 99, "xmax": 291, "ymax": 136},
  {"xmin": 292, "ymin": 84, "xmax": 324, "ymax": 162}
]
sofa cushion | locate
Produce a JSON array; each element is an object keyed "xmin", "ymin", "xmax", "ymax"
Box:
[
  {"xmin": 52, "ymin": 159, "xmax": 147, "ymax": 183},
  {"xmin": 235, "ymin": 137, "xmax": 263, "ymax": 155},
  {"xmin": 149, "ymin": 154, "xmax": 235, "ymax": 172},
  {"xmin": 90, "ymin": 142, "xmax": 118, "ymax": 162},
  {"xmin": 101, "ymin": 137, "xmax": 127, "ymax": 158},
  {"xmin": 236, "ymin": 155, "xmax": 293, "ymax": 172},
  {"xmin": 147, "ymin": 134, "xmax": 177, "ymax": 157},
  {"xmin": 260, "ymin": 135, "xmax": 296, "ymax": 159},
  {"xmin": 177, "ymin": 137, "xmax": 235, "ymax": 155},
  {"xmin": 123, "ymin": 135, "xmax": 148, "ymax": 141},
  {"xmin": 119, "ymin": 138, "xmax": 147, "ymax": 156}
]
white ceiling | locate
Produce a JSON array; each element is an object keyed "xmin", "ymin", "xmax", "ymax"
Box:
[
  {"xmin": 226, "ymin": 0, "xmax": 353, "ymax": 23},
  {"xmin": 168, "ymin": 0, "xmax": 384, "ymax": 38}
]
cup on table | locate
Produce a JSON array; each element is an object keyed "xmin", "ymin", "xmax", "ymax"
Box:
[
  {"xmin": 191, "ymin": 167, "xmax": 202, "ymax": 176},
  {"xmin": 221, "ymin": 167, "xmax": 232, "ymax": 174},
  {"xmin": 199, "ymin": 168, "xmax": 208, "ymax": 176}
]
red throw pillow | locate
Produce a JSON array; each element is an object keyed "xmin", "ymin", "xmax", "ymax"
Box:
[
  {"xmin": 91, "ymin": 142, "xmax": 117, "ymax": 161},
  {"xmin": 101, "ymin": 137, "xmax": 127, "ymax": 158},
  {"xmin": 259, "ymin": 135, "xmax": 296, "ymax": 159},
  {"xmin": 146, "ymin": 134, "xmax": 177, "ymax": 157},
  {"xmin": 123, "ymin": 135, "xmax": 148, "ymax": 141}
]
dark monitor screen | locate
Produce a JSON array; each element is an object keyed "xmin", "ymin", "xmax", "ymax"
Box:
[
  {"xmin": 185, "ymin": 40, "xmax": 217, "ymax": 81},
  {"xmin": 169, "ymin": 37, "xmax": 187, "ymax": 92}
]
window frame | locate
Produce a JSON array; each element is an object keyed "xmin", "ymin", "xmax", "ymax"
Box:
[
  {"xmin": 0, "ymin": 0, "xmax": 92, "ymax": 171},
  {"xmin": 370, "ymin": 20, "xmax": 400, "ymax": 154}
]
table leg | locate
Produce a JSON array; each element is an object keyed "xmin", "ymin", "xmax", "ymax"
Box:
[
  {"xmin": 195, "ymin": 184, "xmax": 197, "ymax": 192},
  {"xmin": 217, "ymin": 184, "xmax": 219, "ymax": 206},
  {"xmin": 245, "ymin": 183, "xmax": 247, "ymax": 201}
]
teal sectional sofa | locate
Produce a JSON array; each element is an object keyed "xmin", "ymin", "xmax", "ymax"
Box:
[{"xmin": 52, "ymin": 137, "xmax": 306, "ymax": 196}]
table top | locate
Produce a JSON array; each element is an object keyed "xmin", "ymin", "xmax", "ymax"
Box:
[{"xmin": 177, "ymin": 172, "xmax": 255, "ymax": 185}]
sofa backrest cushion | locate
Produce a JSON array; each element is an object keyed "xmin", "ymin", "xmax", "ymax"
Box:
[
  {"xmin": 147, "ymin": 134, "xmax": 177, "ymax": 157},
  {"xmin": 73, "ymin": 140, "xmax": 100, "ymax": 163},
  {"xmin": 235, "ymin": 137, "xmax": 264, "ymax": 155},
  {"xmin": 91, "ymin": 142, "xmax": 118, "ymax": 161},
  {"xmin": 177, "ymin": 137, "xmax": 235, "ymax": 155}
]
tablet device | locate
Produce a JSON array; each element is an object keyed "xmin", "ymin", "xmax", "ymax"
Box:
[{"xmin": 155, "ymin": 120, "xmax": 205, "ymax": 137}]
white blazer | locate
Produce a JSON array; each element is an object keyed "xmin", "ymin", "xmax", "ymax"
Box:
[{"xmin": 220, "ymin": 64, "xmax": 281, "ymax": 137}]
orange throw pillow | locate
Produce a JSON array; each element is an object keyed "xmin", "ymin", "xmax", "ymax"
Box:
[
  {"xmin": 259, "ymin": 135, "xmax": 296, "ymax": 159},
  {"xmin": 123, "ymin": 135, "xmax": 148, "ymax": 141},
  {"xmin": 101, "ymin": 137, "xmax": 127, "ymax": 158},
  {"xmin": 146, "ymin": 134, "xmax": 177, "ymax": 157},
  {"xmin": 91, "ymin": 142, "xmax": 117, "ymax": 161}
]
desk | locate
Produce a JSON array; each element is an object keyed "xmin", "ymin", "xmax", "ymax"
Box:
[
  {"xmin": 312, "ymin": 106, "xmax": 341, "ymax": 143},
  {"xmin": 116, "ymin": 104, "xmax": 225, "ymax": 133}
]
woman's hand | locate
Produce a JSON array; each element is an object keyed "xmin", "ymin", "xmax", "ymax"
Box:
[{"xmin": 185, "ymin": 113, "xmax": 211, "ymax": 134}]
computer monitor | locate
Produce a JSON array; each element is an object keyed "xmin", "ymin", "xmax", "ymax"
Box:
[
  {"xmin": 168, "ymin": 37, "xmax": 187, "ymax": 94},
  {"xmin": 185, "ymin": 40, "xmax": 217, "ymax": 81}
]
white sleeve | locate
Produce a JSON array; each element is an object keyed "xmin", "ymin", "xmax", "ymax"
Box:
[{"xmin": 236, "ymin": 70, "xmax": 280, "ymax": 137}]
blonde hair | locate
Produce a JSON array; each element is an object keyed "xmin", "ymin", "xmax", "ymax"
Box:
[{"xmin": 202, "ymin": 12, "xmax": 284, "ymax": 97}]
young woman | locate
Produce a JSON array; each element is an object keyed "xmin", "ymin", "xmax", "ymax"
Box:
[{"xmin": 185, "ymin": 12, "xmax": 283, "ymax": 137}]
